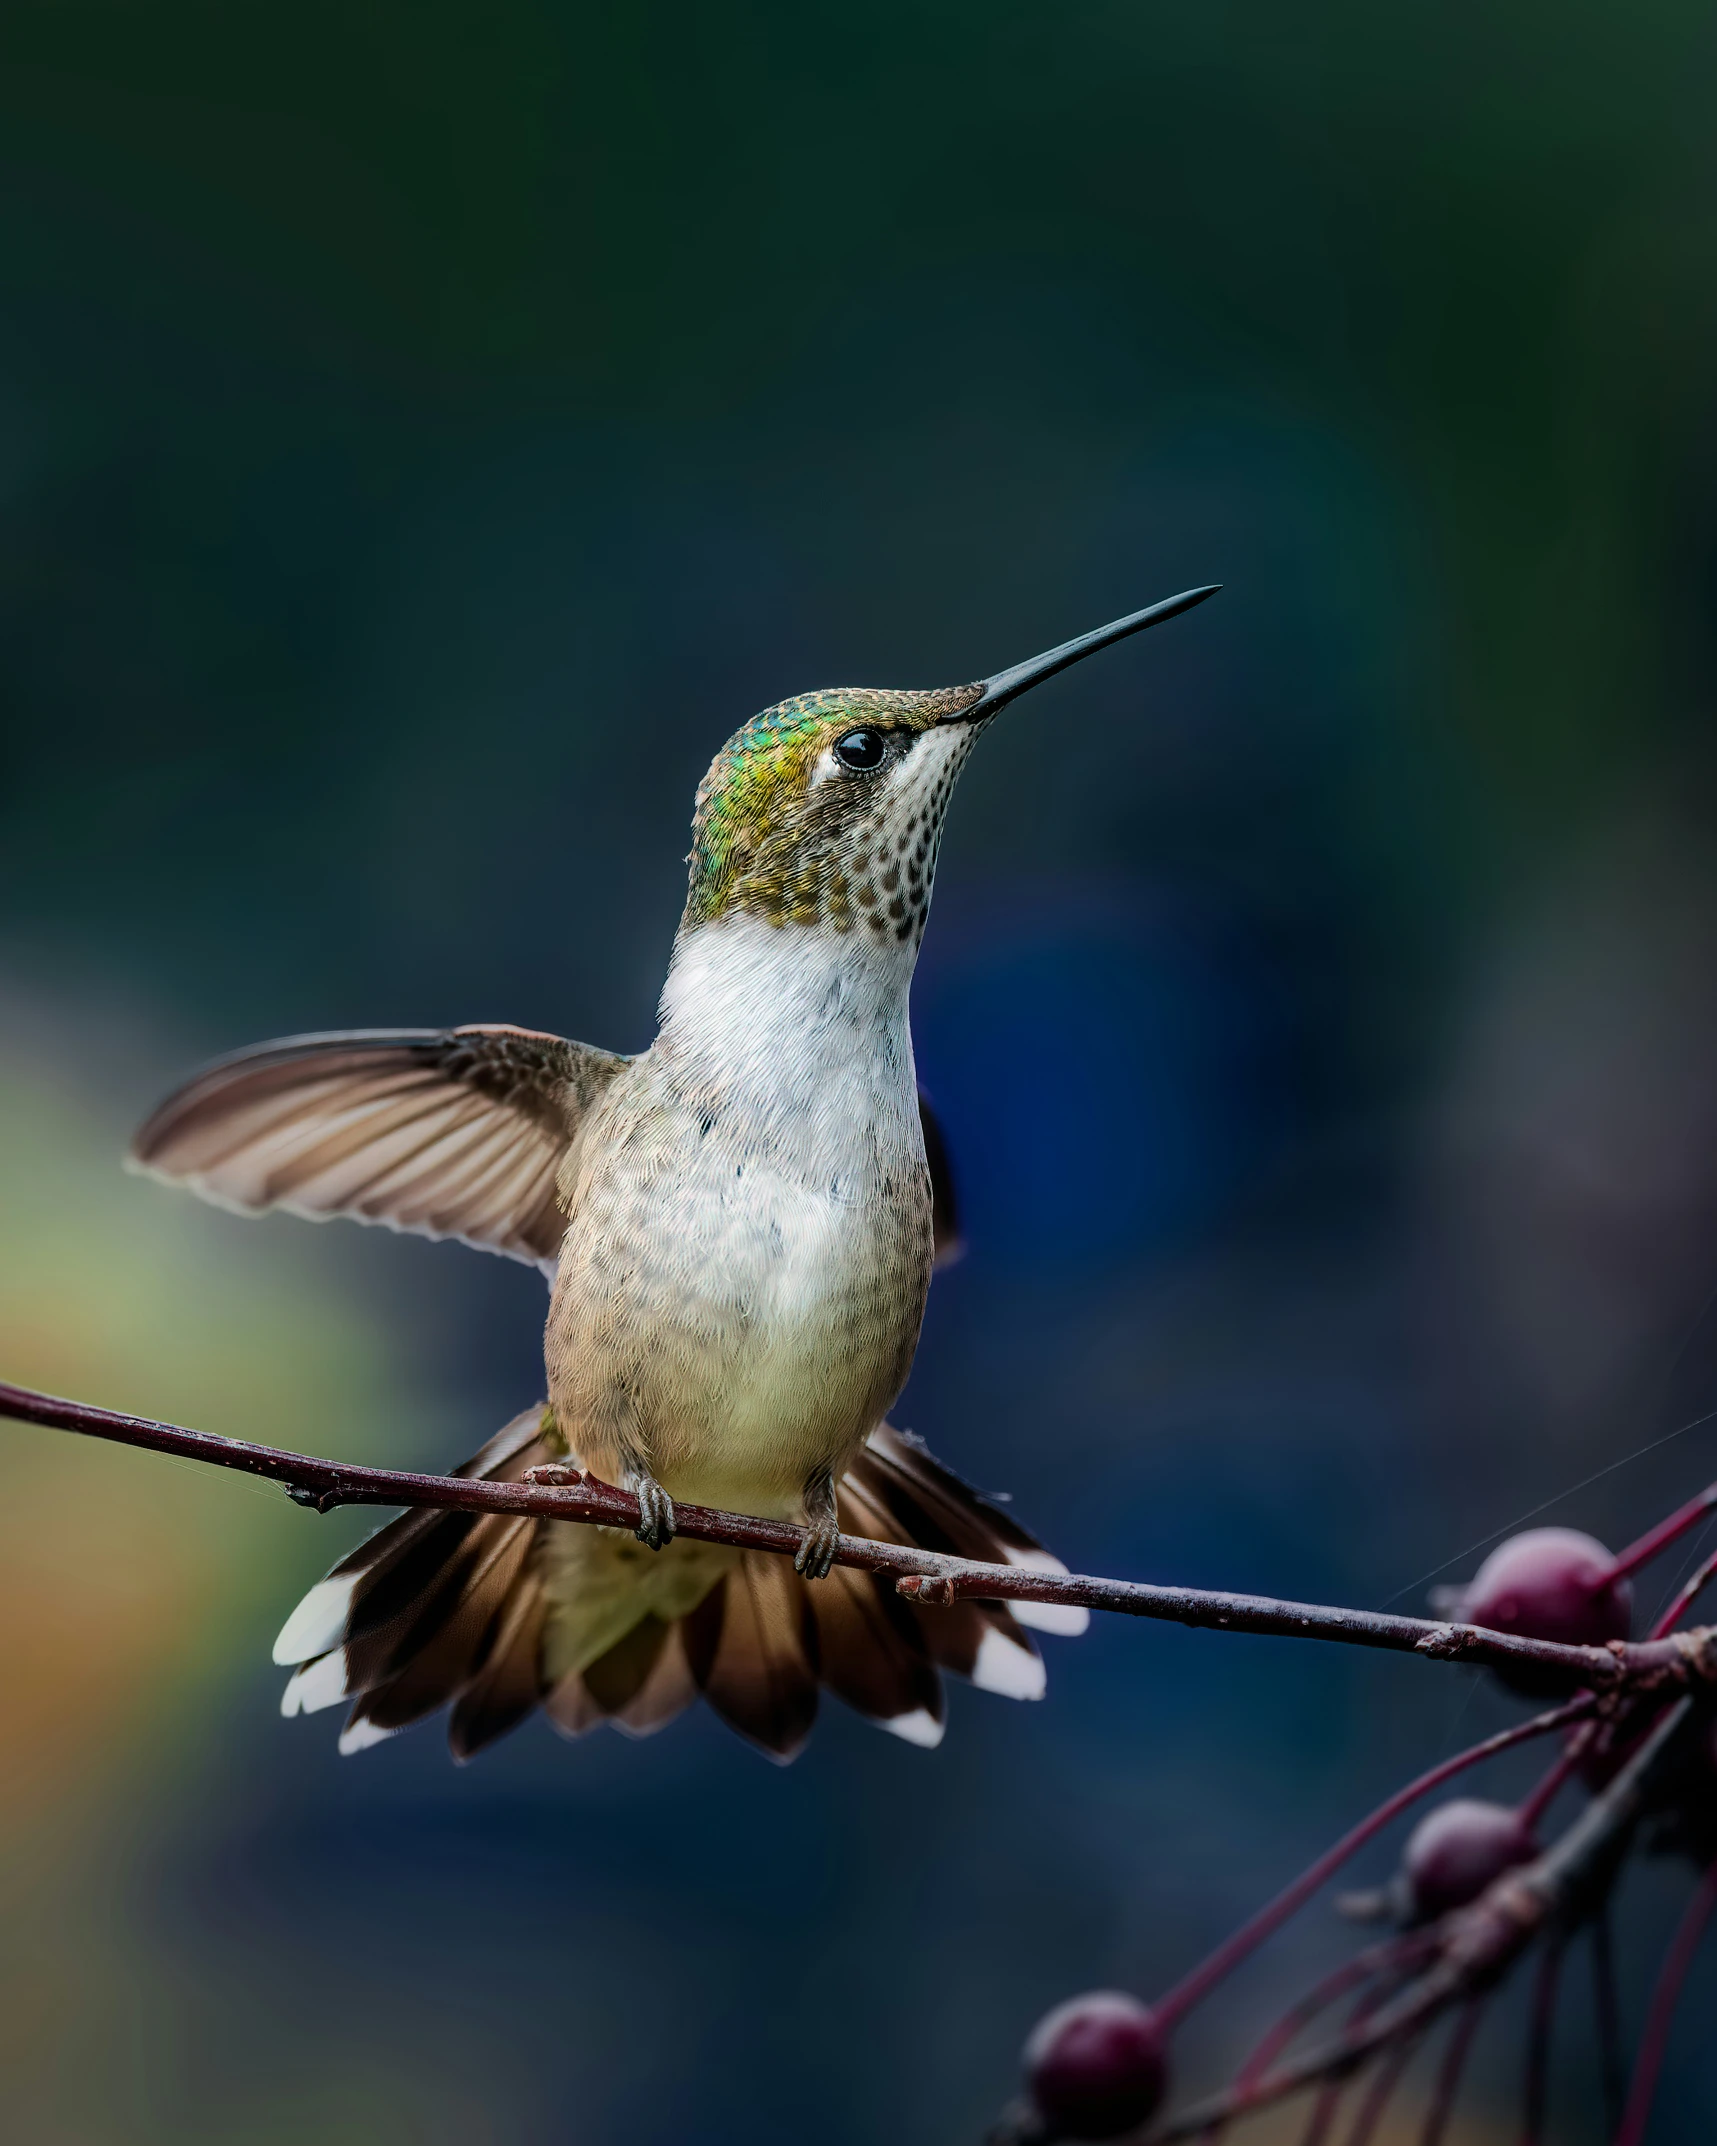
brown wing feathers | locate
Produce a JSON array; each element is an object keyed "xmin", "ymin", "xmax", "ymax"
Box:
[
  {"xmin": 134, "ymin": 1026, "xmax": 959, "ymax": 1277},
  {"xmin": 130, "ymin": 1025, "xmax": 625, "ymax": 1271}
]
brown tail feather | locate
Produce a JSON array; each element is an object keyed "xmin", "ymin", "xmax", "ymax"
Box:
[
  {"xmin": 550, "ymin": 1618, "xmax": 704, "ymax": 1741},
  {"xmin": 342, "ymin": 1514, "xmax": 531, "ymax": 1696},
  {"xmin": 342, "ymin": 1532, "xmax": 531, "ymax": 1737},
  {"xmin": 448, "ymin": 1576, "xmax": 550, "ymax": 1761},
  {"xmin": 273, "ymin": 1409, "xmax": 1083, "ymax": 1764},
  {"xmin": 856, "ymin": 1424, "xmax": 1090, "ymax": 1640},
  {"xmin": 809, "ymin": 1562, "xmax": 944, "ymax": 1742},
  {"xmin": 687, "ymin": 1555, "xmax": 820, "ymax": 1763},
  {"xmin": 612, "ymin": 1624, "xmax": 699, "ymax": 1738},
  {"xmin": 582, "ymin": 1614, "xmax": 671, "ymax": 1713},
  {"xmin": 544, "ymin": 1667, "xmax": 608, "ymax": 1739},
  {"xmin": 341, "ymin": 1525, "xmax": 537, "ymax": 1750},
  {"xmin": 836, "ymin": 1447, "xmax": 1052, "ymax": 1697}
]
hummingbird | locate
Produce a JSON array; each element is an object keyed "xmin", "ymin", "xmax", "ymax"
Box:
[{"xmin": 132, "ymin": 585, "xmax": 1218, "ymax": 1763}]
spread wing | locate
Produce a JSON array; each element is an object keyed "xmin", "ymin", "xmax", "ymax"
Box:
[{"xmin": 130, "ymin": 1025, "xmax": 627, "ymax": 1273}]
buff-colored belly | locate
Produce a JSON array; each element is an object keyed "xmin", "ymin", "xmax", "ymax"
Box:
[{"xmin": 545, "ymin": 1084, "xmax": 933, "ymax": 1518}]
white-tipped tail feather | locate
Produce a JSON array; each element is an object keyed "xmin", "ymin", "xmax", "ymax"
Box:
[
  {"xmin": 272, "ymin": 1576, "xmax": 358, "ymax": 1666},
  {"xmin": 281, "ymin": 1651, "xmax": 351, "ymax": 1717},
  {"xmin": 878, "ymin": 1707, "xmax": 946, "ymax": 1748},
  {"xmin": 971, "ymin": 1625, "xmax": 1048, "ymax": 1701},
  {"xmin": 337, "ymin": 1715, "xmax": 401, "ymax": 1755}
]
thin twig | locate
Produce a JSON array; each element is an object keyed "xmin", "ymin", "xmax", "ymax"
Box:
[
  {"xmin": 1343, "ymin": 2029, "xmax": 1421, "ymax": 2146},
  {"xmin": 1234, "ymin": 1939, "xmax": 1429, "ymax": 2095},
  {"xmin": 1520, "ymin": 1935, "xmax": 1562, "ymax": 2146},
  {"xmin": 1298, "ymin": 1982, "xmax": 1386, "ymax": 2146},
  {"xmin": 1294, "ymin": 2069, "xmax": 1345, "ymax": 2146},
  {"xmin": 1417, "ymin": 2000, "xmax": 1483, "ymax": 2146},
  {"xmin": 1649, "ymin": 1543, "xmax": 1717, "ymax": 1638},
  {"xmin": 1517, "ymin": 1721, "xmax": 1594, "ymax": 1831},
  {"xmin": 1592, "ymin": 1908, "xmax": 1625, "ymax": 2136},
  {"xmin": 1613, "ymin": 1851, "xmax": 1717, "ymax": 2146},
  {"xmin": 7, "ymin": 1379, "xmax": 1717, "ymax": 1691},
  {"xmin": 1146, "ymin": 1700, "xmax": 1696, "ymax": 2141},
  {"xmin": 1153, "ymin": 1702, "xmax": 1594, "ymax": 2032},
  {"xmin": 1610, "ymin": 1482, "xmax": 1717, "ymax": 1581}
]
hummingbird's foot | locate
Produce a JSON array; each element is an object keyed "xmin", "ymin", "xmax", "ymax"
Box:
[
  {"xmin": 793, "ymin": 1468, "xmax": 841, "ymax": 1581},
  {"xmin": 629, "ymin": 1471, "xmax": 677, "ymax": 1552}
]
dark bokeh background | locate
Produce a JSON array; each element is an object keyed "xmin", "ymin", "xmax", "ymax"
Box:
[{"xmin": 4, "ymin": 5, "xmax": 1717, "ymax": 2140}]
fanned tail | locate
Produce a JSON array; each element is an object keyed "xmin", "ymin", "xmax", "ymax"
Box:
[{"xmin": 272, "ymin": 1412, "xmax": 1088, "ymax": 1766}]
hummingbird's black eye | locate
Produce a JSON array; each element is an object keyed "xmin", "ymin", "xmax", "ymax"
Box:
[{"xmin": 834, "ymin": 727, "xmax": 886, "ymax": 772}]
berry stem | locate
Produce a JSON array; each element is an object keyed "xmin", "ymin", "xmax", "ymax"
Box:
[
  {"xmin": 1517, "ymin": 1721, "xmax": 1597, "ymax": 1831},
  {"xmin": 1233, "ymin": 1936, "xmax": 1430, "ymax": 2095},
  {"xmin": 1296, "ymin": 1981, "xmax": 1385, "ymax": 2146},
  {"xmin": 1592, "ymin": 1910, "xmax": 1625, "ymax": 2138},
  {"xmin": 1151, "ymin": 1699, "xmax": 1593, "ymax": 2031},
  {"xmin": 1608, "ymin": 1484, "xmax": 1717, "ymax": 1582},
  {"xmin": 1648, "ymin": 1542, "xmax": 1717, "ymax": 1638},
  {"xmin": 1613, "ymin": 1853, "xmax": 1717, "ymax": 2146},
  {"xmin": 1417, "ymin": 2000, "xmax": 1484, "ymax": 2146},
  {"xmin": 1345, "ymin": 2028, "xmax": 1421, "ymax": 2146},
  {"xmin": 1521, "ymin": 1935, "xmax": 1563, "ymax": 2146},
  {"xmin": 1149, "ymin": 1703, "xmax": 1695, "ymax": 2142}
]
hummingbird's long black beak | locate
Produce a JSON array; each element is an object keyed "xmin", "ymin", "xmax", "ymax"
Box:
[{"xmin": 942, "ymin": 583, "xmax": 1221, "ymax": 722}]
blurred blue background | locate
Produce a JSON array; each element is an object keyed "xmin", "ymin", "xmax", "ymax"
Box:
[{"xmin": 3, "ymin": 4, "xmax": 1717, "ymax": 2139}]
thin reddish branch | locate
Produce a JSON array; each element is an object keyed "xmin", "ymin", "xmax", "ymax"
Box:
[
  {"xmin": 9, "ymin": 1380, "xmax": 1717, "ymax": 1693},
  {"xmin": 1649, "ymin": 1542, "xmax": 1717, "ymax": 1639},
  {"xmin": 1345, "ymin": 2028, "xmax": 1421, "ymax": 2146},
  {"xmin": 1146, "ymin": 1700, "xmax": 1697, "ymax": 2142},
  {"xmin": 1152, "ymin": 1700, "xmax": 1594, "ymax": 2031},
  {"xmin": 1417, "ymin": 2001, "xmax": 1484, "ymax": 2146},
  {"xmin": 1294, "ymin": 1975, "xmax": 1402, "ymax": 2146},
  {"xmin": 1517, "ymin": 1721, "xmax": 1596, "ymax": 1832},
  {"xmin": 1609, "ymin": 1483, "xmax": 1717, "ymax": 1581},
  {"xmin": 1613, "ymin": 1852, "xmax": 1717, "ymax": 2146},
  {"xmin": 1234, "ymin": 1939, "xmax": 1428, "ymax": 2096},
  {"xmin": 1520, "ymin": 1935, "xmax": 1562, "ymax": 2146},
  {"xmin": 1591, "ymin": 1911, "xmax": 1625, "ymax": 2136}
]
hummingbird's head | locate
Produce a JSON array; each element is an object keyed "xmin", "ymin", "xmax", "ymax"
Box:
[
  {"xmin": 681, "ymin": 586, "xmax": 1221, "ymax": 952},
  {"xmin": 684, "ymin": 683, "xmax": 986, "ymax": 948}
]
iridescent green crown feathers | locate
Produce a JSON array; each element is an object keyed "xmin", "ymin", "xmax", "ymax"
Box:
[{"xmin": 684, "ymin": 683, "xmax": 981, "ymax": 931}]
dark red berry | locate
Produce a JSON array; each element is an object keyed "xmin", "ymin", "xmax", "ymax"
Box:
[
  {"xmin": 1448, "ymin": 1528, "xmax": 1631, "ymax": 1694},
  {"xmin": 1024, "ymin": 1991, "xmax": 1167, "ymax": 2140},
  {"xmin": 1401, "ymin": 1798, "xmax": 1537, "ymax": 1921}
]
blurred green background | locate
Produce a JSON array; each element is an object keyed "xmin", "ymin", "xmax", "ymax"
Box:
[{"xmin": 4, "ymin": 3, "xmax": 1717, "ymax": 2140}]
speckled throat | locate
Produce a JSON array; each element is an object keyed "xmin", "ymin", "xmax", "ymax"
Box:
[{"xmin": 683, "ymin": 682, "xmax": 985, "ymax": 939}]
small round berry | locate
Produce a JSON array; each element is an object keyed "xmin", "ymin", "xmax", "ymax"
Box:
[
  {"xmin": 1023, "ymin": 1991, "xmax": 1167, "ymax": 2140},
  {"xmin": 1447, "ymin": 1527, "xmax": 1631, "ymax": 1695},
  {"xmin": 1401, "ymin": 1798, "xmax": 1537, "ymax": 1921},
  {"xmin": 833, "ymin": 727, "xmax": 886, "ymax": 771}
]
